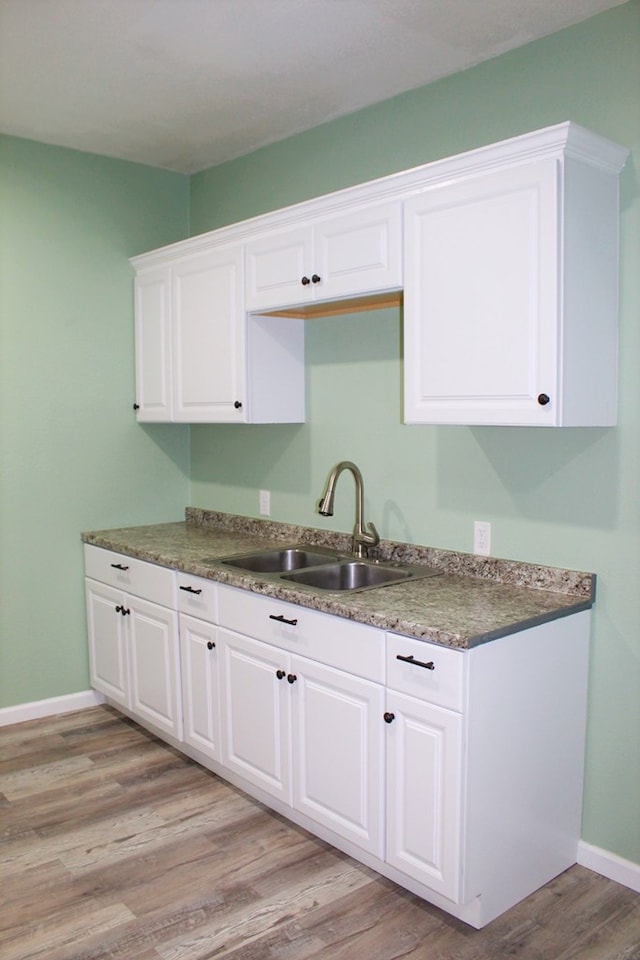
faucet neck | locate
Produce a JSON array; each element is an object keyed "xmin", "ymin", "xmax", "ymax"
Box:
[{"xmin": 317, "ymin": 460, "xmax": 379, "ymax": 558}]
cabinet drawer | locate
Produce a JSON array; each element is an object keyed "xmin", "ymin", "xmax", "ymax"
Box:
[
  {"xmin": 83, "ymin": 544, "xmax": 176, "ymax": 608},
  {"xmin": 218, "ymin": 584, "xmax": 384, "ymax": 683},
  {"xmin": 176, "ymin": 572, "xmax": 218, "ymax": 622},
  {"xmin": 386, "ymin": 633, "xmax": 465, "ymax": 712}
]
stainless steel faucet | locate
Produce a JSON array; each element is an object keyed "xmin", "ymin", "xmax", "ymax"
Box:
[{"xmin": 317, "ymin": 460, "xmax": 380, "ymax": 559}]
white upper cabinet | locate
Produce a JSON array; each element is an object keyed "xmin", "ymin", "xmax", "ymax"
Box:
[
  {"xmin": 131, "ymin": 123, "xmax": 627, "ymax": 427},
  {"xmin": 134, "ymin": 266, "xmax": 172, "ymax": 422},
  {"xmin": 403, "ymin": 126, "xmax": 628, "ymax": 426},
  {"xmin": 172, "ymin": 248, "xmax": 245, "ymax": 422},
  {"xmin": 245, "ymin": 200, "xmax": 402, "ymax": 312},
  {"xmin": 133, "ymin": 244, "xmax": 305, "ymax": 424},
  {"xmin": 134, "ymin": 244, "xmax": 246, "ymax": 423}
]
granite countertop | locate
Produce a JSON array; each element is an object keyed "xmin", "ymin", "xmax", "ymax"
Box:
[{"xmin": 81, "ymin": 508, "xmax": 595, "ymax": 650}]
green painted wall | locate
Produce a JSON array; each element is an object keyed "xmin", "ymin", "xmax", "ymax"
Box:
[
  {"xmin": 189, "ymin": 3, "xmax": 640, "ymax": 865},
  {"xmin": 0, "ymin": 136, "xmax": 190, "ymax": 708}
]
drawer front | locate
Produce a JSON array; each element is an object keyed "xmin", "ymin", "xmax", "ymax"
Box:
[
  {"xmin": 386, "ymin": 633, "xmax": 465, "ymax": 712},
  {"xmin": 83, "ymin": 544, "xmax": 176, "ymax": 608},
  {"xmin": 176, "ymin": 572, "xmax": 218, "ymax": 623},
  {"xmin": 218, "ymin": 584, "xmax": 384, "ymax": 683}
]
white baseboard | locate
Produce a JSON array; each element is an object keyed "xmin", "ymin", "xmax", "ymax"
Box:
[
  {"xmin": 0, "ymin": 690, "xmax": 105, "ymax": 728},
  {"xmin": 578, "ymin": 840, "xmax": 640, "ymax": 893}
]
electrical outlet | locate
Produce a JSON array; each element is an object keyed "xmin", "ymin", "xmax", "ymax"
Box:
[
  {"xmin": 259, "ymin": 489, "xmax": 271, "ymax": 517},
  {"xmin": 474, "ymin": 520, "xmax": 491, "ymax": 556}
]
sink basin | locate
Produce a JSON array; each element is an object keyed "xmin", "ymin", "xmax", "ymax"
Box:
[
  {"xmin": 282, "ymin": 561, "xmax": 412, "ymax": 591},
  {"xmin": 221, "ymin": 546, "xmax": 338, "ymax": 574},
  {"xmin": 218, "ymin": 546, "xmax": 442, "ymax": 594}
]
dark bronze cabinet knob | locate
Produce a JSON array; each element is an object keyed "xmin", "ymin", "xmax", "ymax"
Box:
[
  {"xmin": 383, "ymin": 712, "xmax": 395, "ymax": 724},
  {"xmin": 537, "ymin": 393, "xmax": 550, "ymax": 406}
]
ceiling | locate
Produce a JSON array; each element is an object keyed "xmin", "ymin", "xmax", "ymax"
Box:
[{"xmin": 0, "ymin": 0, "xmax": 628, "ymax": 174}]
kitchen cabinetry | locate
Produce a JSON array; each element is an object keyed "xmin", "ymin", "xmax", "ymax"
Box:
[
  {"xmin": 245, "ymin": 199, "xmax": 402, "ymax": 312},
  {"xmin": 382, "ymin": 615, "xmax": 590, "ymax": 926},
  {"xmin": 133, "ymin": 245, "xmax": 305, "ymax": 423},
  {"xmin": 403, "ymin": 127, "xmax": 628, "ymax": 426},
  {"xmin": 131, "ymin": 122, "xmax": 626, "ymax": 427},
  {"xmin": 84, "ymin": 545, "xmax": 181, "ymax": 739},
  {"xmin": 83, "ymin": 540, "xmax": 591, "ymax": 927},
  {"xmin": 177, "ymin": 572, "xmax": 220, "ymax": 761},
  {"xmin": 384, "ymin": 634, "xmax": 464, "ymax": 902},
  {"xmin": 217, "ymin": 585, "xmax": 385, "ymax": 857},
  {"xmin": 134, "ymin": 246, "xmax": 246, "ymax": 423},
  {"xmin": 218, "ymin": 626, "xmax": 291, "ymax": 803}
]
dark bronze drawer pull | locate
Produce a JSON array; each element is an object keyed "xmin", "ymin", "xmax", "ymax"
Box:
[
  {"xmin": 180, "ymin": 585, "xmax": 203, "ymax": 595},
  {"xmin": 269, "ymin": 614, "xmax": 298, "ymax": 626},
  {"xmin": 110, "ymin": 563, "xmax": 129, "ymax": 571},
  {"xmin": 396, "ymin": 653, "xmax": 435, "ymax": 671}
]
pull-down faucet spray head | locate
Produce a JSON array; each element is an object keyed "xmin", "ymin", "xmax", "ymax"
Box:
[{"xmin": 317, "ymin": 482, "xmax": 336, "ymax": 517}]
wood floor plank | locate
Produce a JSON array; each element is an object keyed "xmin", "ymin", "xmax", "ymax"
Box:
[
  {"xmin": 1, "ymin": 705, "xmax": 638, "ymax": 960},
  {"xmin": 0, "ymin": 755, "xmax": 95, "ymax": 800},
  {"xmin": 0, "ymin": 901, "xmax": 137, "ymax": 960}
]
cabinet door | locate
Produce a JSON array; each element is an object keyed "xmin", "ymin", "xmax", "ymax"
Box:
[
  {"xmin": 172, "ymin": 247, "xmax": 245, "ymax": 422},
  {"xmin": 403, "ymin": 159, "xmax": 559, "ymax": 426},
  {"xmin": 291, "ymin": 656, "xmax": 384, "ymax": 857},
  {"xmin": 180, "ymin": 614, "xmax": 220, "ymax": 761},
  {"xmin": 313, "ymin": 200, "xmax": 402, "ymax": 303},
  {"xmin": 134, "ymin": 266, "xmax": 172, "ymax": 421},
  {"xmin": 385, "ymin": 691, "xmax": 463, "ymax": 902},
  {"xmin": 127, "ymin": 596, "xmax": 182, "ymax": 740},
  {"xmin": 219, "ymin": 628, "xmax": 291, "ymax": 804},
  {"xmin": 245, "ymin": 225, "xmax": 313, "ymax": 312},
  {"xmin": 85, "ymin": 579, "xmax": 129, "ymax": 708}
]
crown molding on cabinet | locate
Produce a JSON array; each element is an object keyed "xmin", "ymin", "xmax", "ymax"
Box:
[{"xmin": 130, "ymin": 122, "xmax": 629, "ymax": 270}]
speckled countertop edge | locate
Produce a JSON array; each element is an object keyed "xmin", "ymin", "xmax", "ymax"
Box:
[{"xmin": 81, "ymin": 508, "xmax": 595, "ymax": 650}]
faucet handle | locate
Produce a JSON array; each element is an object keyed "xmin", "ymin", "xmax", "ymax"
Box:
[{"xmin": 365, "ymin": 522, "xmax": 380, "ymax": 547}]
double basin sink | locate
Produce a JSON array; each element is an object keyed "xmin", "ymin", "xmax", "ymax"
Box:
[{"xmin": 216, "ymin": 545, "xmax": 441, "ymax": 595}]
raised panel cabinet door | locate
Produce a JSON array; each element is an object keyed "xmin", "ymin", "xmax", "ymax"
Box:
[
  {"xmin": 245, "ymin": 225, "xmax": 313, "ymax": 311},
  {"xmin": 291, "ymin": 656, "xmax": 385, "ymax": 857},
  {"xmin": 385, "ymin": 691, "xmax": 463, "ymax": 903},
  {"xmin": 85, "ymin": 579, "xmax": 129, "ymax": 709},
  {"xmin": 134, "ymin": 266, "xmax": 172, "ymax": 421},
  {"xmin": 172, "ymin": 247, "xmax": 245, "ymax": 422},
  {"xmin": 313, "ymin": 200, "xmax": 402, "ymax": 303},
  {"xmin": 127, "ymin": 597, "xmax": 182, "ymax": 740},
  {"xmin": 180, "ymin": 614, "xmax": 220, "ymax": 761},
  {"xmin": 403, "ymin": 159, "xmax": 559, "ymax": 426},
  {"xmin": 218, "ymin": 628, "xmax": 292, "ymax": 804}
]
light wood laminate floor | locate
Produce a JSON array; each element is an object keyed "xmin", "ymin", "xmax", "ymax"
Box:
[{"xmin": 1, "ymin": 706, "xmax": 638, "ymax": 960}]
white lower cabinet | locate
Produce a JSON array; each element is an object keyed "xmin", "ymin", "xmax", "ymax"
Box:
[
  {"xmin": 86, "ymin": 578, "xmax": 129, "ymax": 709},
  {"xmin": 84, "ymin": 547, "xmax": 181, "ymax": 740},
  {"xmin": 84, "ymin": 547, "xmax": 590, "ymax": 928},
  {"xmin": 180, "ymin": 613, "xmax": 220, "ymax": 760},
  {"xmin": 177, "ymin": 571, "xmax": 220, "ymax": 759},
  {"xmin": 291, "ymin": 656, "xmax": 384, "ymax": 857},
  {"xmin": 384, "ymin": 631, "xmax": 464, "ymax": 902},
  {"xmin": 218, "ymin": 619, "xmax": 385, "ymax": 857},
  {"xmin": 219, "ymin": 627, "xmax": 292, "ymax": 803},
  {"xmin": 384, "ymin": 690, "xmax": 462, "ymax": 902}
]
